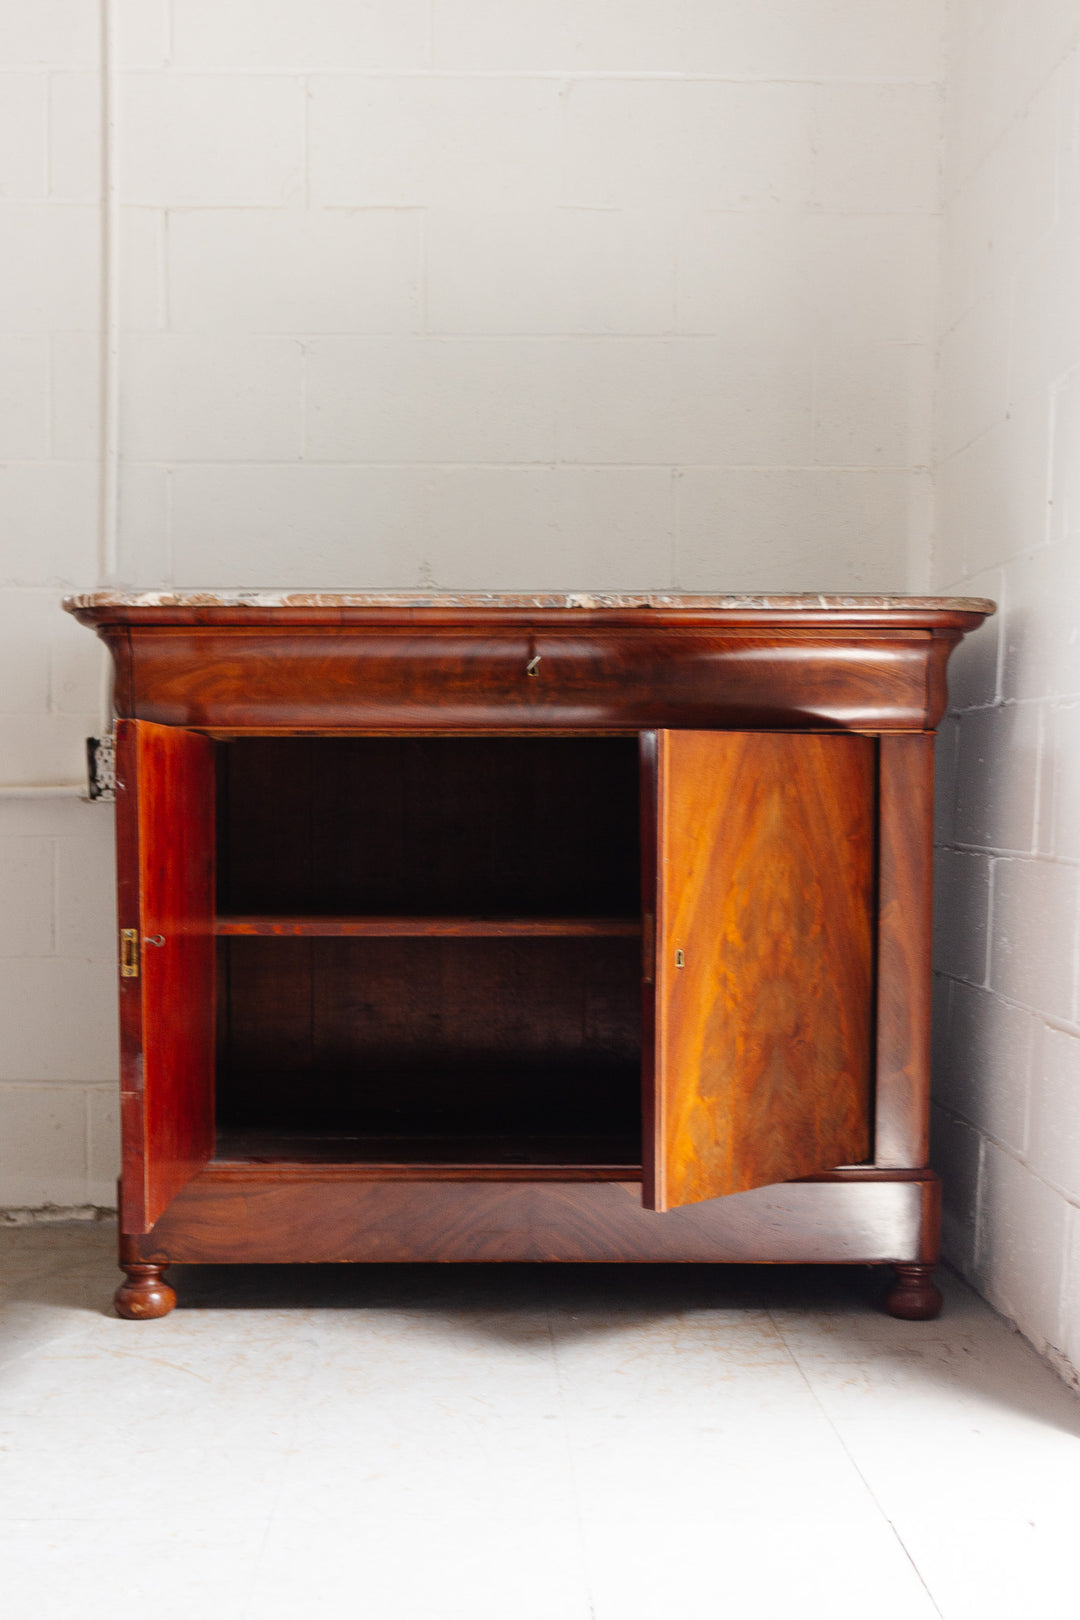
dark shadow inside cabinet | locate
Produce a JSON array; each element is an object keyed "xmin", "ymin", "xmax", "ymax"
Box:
[{"xmin": 213, "ymin": 737, "xmax": 644, "ymax": 1171}]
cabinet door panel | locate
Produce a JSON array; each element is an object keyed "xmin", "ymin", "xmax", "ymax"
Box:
[
  {"xmin": 116, "ymin": 720, "xmax": 215, "ymax": 1232},
  {"xmin": 643, "ymin": 731, "xmax": 874, "ymax": 1211}
]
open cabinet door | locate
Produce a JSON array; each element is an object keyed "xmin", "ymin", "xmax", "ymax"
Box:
[
  {"xmin": 116, "ymin": 719, "xmax": 215, "ymax": 1233},
  {"xmin": 642, "ymin": 731, "xmax": 875, "ymax": 1211}
]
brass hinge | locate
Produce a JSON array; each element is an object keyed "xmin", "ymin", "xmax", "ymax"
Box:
[{"xmin": 120, "ymin": 928, "xmax": 139, "ymax": 978}]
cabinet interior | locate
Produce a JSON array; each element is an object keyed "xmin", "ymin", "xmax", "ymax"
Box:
[{"xmin": 214, "ymin": 737, "xmax": 643, "ymax": 1170}]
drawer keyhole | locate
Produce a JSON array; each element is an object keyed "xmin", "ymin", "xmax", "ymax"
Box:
[{"xmin": 525, "ymin": 654, "xmax": 542, "ymax": 678}]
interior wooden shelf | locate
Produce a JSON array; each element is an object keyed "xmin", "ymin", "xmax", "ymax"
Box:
[
  {"xmin": 216, "ymin": 914, "xmax": 642, "ymax": 938},
  {"xmin": 212, "ymin": 1128, "xmax": 641, "ymax": 1179}
]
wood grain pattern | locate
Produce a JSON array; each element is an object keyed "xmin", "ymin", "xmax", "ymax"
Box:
[
  {"xmin": 875, "ymin": 733, "xmax": 935, "ymax": 1166},
  {"xmin": 115, "ymin": 720, "xmax": 216, "ymax": 1233},
  {"xmin": 219, "ymin": 736, "xmax": 640, "ymax": 920},
  {"xmin": 218, "ymin": 934, "xmax": 641, "ymax": 1140},
  {"xmin": 213, "ymin": 1127, "xmax": 639, "ymax": 1176},
  {"xmin": 926, "ymin": 629, "xmax": 966, "ymax": 728},
  {"xmin": 132, "ymin": 1170, "xmax": 939, "ymax": 1266},
  {"xmin": 109, "ymin": 626, "xmax": 943, "ymax": 733},
  {"xmin": 114, "ymin": 1252, "xmax": 177, "ymax": 1320},
  {"xmin": 216, "ymin": 916, "xmax": 641, "ymax": 937},
  {"xmin": 646, "ymin": 732, "xmax": 875, "ymax": 1210},
  {"xmin": 71, "ymin": 599, "xmax": 992, "ymax": 1306}
]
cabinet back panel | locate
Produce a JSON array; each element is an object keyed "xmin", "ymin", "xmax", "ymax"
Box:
[
  {"xmin": 219, "ymin": 737, "xmax": 640, "ymax": 918},
  {"xmin": 219, "ymin": 935, "xmax": 641, "ymax": 1137}
]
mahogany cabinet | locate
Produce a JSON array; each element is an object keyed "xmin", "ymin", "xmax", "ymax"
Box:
[{"xmin": 64, "ymin": 592, "xmax": 992, "ymax": 1320}]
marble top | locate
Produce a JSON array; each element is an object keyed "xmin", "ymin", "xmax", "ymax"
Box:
[{"xmin": 64, "ymin": 590, "xmax": 996, "ymax": 613}]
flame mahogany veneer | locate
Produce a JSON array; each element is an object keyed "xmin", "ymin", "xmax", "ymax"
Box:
[{"xmin": 66, "ymin": 592, "xmax": 992, "ymax": 1322}]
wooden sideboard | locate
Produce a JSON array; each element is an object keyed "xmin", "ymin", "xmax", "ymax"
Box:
[{"xmin": 64, "ymin": 591, "xmax": 993, "ymax": 1320}]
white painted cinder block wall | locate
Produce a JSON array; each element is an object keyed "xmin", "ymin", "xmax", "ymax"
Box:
[
  {"xmin": 0, "ymin": 1, "xmax": 944, "ymax": 1215},
  {"xmin": 931, "ymin": 1, "xmax": 1080, "ymax": 1386},
  {"xmin": 112, "ymin": 0, "xmax": 942, "ymax": 591},
  {"xmin": 0, "ymin": 2, "xmax": 119, "ymax": 1210}
]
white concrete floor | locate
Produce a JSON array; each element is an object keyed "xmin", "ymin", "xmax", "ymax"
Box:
[{"xmin": 1, "ymin": 1223, "xmax": 1078, "ymax": 1620}]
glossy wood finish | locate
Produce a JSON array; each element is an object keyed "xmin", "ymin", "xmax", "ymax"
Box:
[
  {"xmin": 114, "ymin": 1262, "xmax": 177, "ymax": 1319},
  {"xmin": 100, "ymin": 625, "xmax": 955, "ymax": 733},
  {"xmin": 130, "ymin": 1169, "xmax": 940, "ymax": 1266},
  {"xmin": 64, "ymin": 593, "xmax": 990, "ymax": 742},
  {"xmin": 646, "ymin": 731, "xmax": 875, "ymax": 1211},
  {"xmin": 65, "ymin": 595, "xmax": 992, "ymax": 1311},
  {"xmin": 875, "ymin": 733, "xmax": 936, "ymax": 1166},
  {"xmin": 216, "ymin": 915, "xmax": 640, "ymax": 937},
  {"xmin": 116, "ymin": 721, "xmax": 215, "ymax": 1233}
]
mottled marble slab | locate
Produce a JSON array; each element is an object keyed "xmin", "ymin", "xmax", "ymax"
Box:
[{"xmin": 64, "ymin": 590, "xmax": 996, "ymax": 613}]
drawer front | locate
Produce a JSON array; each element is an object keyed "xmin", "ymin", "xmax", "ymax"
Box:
[{"xmin": 122, "ymin": 627, "xmax": 934, "ymax": 731}]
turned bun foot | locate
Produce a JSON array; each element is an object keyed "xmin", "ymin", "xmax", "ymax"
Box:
[
  {"xmin": 114, "ymin": 1263, "xmax": 177, "ymax": 1320},
  {"xmin": 885, "ymin": 1263, "xmax": 942, "ymax": 1321}
]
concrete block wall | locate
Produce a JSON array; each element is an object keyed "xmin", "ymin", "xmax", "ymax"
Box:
[
  {"xmin": 0, "ymin": 1, "xmax": 946, "ymax": 1212},
  {"xmin": 932, "ymin": 0, "xmax": 1080, "ymax": 1384},
  {"xmin": 0, "ymin": 798, "xmax": 118, "ymax": 1210},
  {"xmin": 0, "ymin": 5, "xmax": 116, "ymax": 1211},
  {"xmin": 0, "ymin": 1, "xmax": 105, "ymax": 786},
  {"xmin": 111, "ymin": 0, "xmax": 942, "ymax": 591}
]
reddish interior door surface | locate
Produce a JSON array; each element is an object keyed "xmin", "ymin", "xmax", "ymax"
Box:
[
  {"xmin": 643, "ymin": 730, "xmax": 875, "ymax": 1211},
  {"xmin": 115, "ymin": 720, "xmax": 216, "ymax": 1232}
]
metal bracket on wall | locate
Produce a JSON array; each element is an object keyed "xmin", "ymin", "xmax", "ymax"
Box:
[{"xmin": 86, "ymin": 734, "xmax": 116, "ymax": 802}]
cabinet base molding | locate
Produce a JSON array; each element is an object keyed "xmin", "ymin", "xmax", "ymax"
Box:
[{"xmin": 127, "ymin": 1171, "xmax": 940, "ymax": 1271}]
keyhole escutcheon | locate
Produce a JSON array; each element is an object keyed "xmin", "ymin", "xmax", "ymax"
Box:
[
  {"xmin": 525, "ymin": 654, "xmax": 541, "ymax": 678},
  {"xmin": 675, "ymin": 949, "xmax": 685, "ymax": 968}
]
